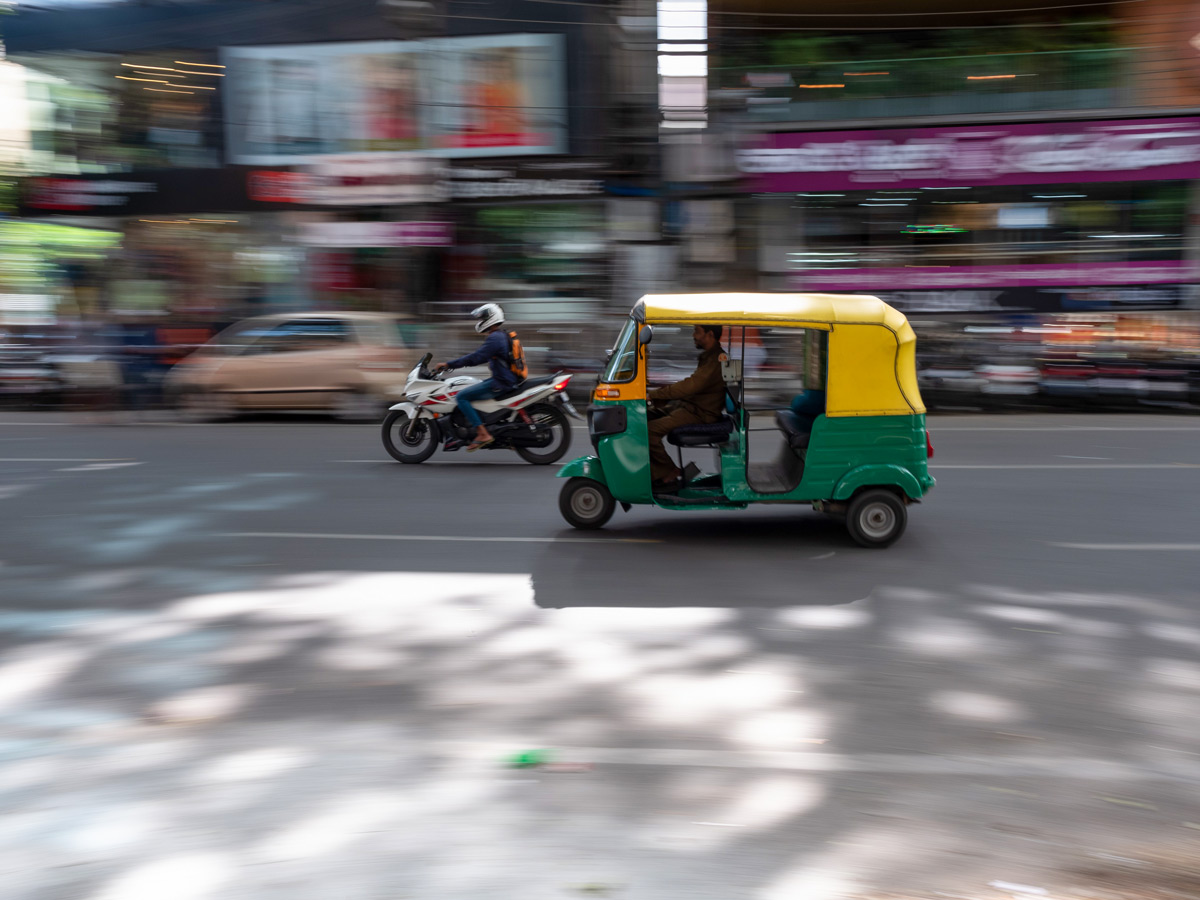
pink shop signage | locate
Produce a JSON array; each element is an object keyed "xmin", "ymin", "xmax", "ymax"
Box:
[
  {"xmin": 741, "ymin": 118, "xmax": 1200, "ymax": 191},
  {"xmin": 791, "ymin": 260, "xmax": 1199, "ymax": 291}
]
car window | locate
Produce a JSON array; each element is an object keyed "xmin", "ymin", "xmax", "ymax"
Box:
[
  {"xmin": 215, "ymin": 322, "xmax": 281, "ymax": 356},
  {"xmin": 353, "ymin": 318, "xmax": 410, "ymax": 348},
  {"xmin": 259, "ymin": 318, "xmax": 351, "ymax": 353}
]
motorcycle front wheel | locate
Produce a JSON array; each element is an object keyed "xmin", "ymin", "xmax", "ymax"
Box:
[
  {"xmin": 514, "ymin": 402, "xmax": 571, "ymax": 466},
  {"xmin": 382, "ymin": 410, "xmax": 438, "ymax": 463}
]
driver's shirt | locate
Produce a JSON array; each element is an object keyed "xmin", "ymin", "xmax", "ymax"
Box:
[{"xmin": 649, "ymin": 344, "xmax": 726, "ymax": 422}]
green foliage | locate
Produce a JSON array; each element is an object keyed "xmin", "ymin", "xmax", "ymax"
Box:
[
  {"xmin": 717, "ymin": 17, "xmax": 1117, "ymax": 70},
  {"xmin": 0, "ymin": 179, "xmax": 16, "ymax": 216}
]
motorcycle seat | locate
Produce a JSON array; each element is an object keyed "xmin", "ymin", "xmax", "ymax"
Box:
[{"xmin": 492, "ymin": 374, "xmax": 555, "ymax": 401}]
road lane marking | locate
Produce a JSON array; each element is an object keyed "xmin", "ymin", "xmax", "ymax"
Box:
[
  {"xmin": 224, "ymin": 531, "xmax": 661, "ymax": 545},
  {"xmin": 57, "ymin": 462, "xmax": 145, "ymax": 472},
  {"xmin": 932, "ymin": 464, "xmax": 1200, "ymax": 469},
  {"xmin": 1052, "ymin": 543, "xmax": 1200, "ymax": 551},
  {"xmin": 931, "ymin": 426, "xmax": 1200, "ymax": 432},
  {"xmin": 0, "ymin": 458, "xmax": 134, "ymax": 462},
  {"xmin": 430, "ymin": 742, "xmax": 1200, "ymax": 781},
  {"xmin": 341, "ymin": 460, "xmax": 1198, "ymax": 470}
]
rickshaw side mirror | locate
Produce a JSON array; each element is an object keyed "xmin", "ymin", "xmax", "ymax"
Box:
[
  {"xmin": 605, "ymin": 349, "xmax": 613, "ymax": 360},
  {"xmin": 638, "ymin": 325, "xmax": 654, "ymax": 345}
]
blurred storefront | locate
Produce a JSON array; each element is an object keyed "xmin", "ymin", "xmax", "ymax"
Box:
[
  {"xmin": 741, "ymin": 116, "xmax": 1200, "ymax": 313},
  {"xmin": 8, "ymin": 50, "xmax": 225, "ymax": 175},
  {"xmin": 17, "ymin": 169, "xmax": 314, "ymax": 319},
  {"xmin": 714, "ymin": 2, "xmax": 1200, "ymax": 316},
  {"xmin": 913, "ymin": 310, "xmax": 1200, "ymax": 411},
  {"xmin": 439, "ymin": 162, "xmax": 609, "ymax": 317},
  {"xmin": 0, "ymin": 219, "xmax": 120, "ymax": 327}
]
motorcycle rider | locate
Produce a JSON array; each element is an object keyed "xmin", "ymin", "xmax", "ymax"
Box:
[{"xmin": 437, "ymin": 303, "xmax": 522, "ymax": 451}]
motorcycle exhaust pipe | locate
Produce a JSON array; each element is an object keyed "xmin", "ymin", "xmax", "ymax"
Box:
[
  {"xmin": 491, "ymin": 422, "xmax": 554, "ymax": 448},
  {"xmin": 558, "ymin": 393, "xmax": 583, "ymax": 420}
]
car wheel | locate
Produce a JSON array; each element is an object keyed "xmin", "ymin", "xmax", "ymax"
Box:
[
  {"xmin": 559, "ymin": 477, "xmax": 615, "ymax": 530},
  {"xmin": 177, "ymin": 388, "xmax": 235, "ymax": 423},
  {"xmin": 333, "ymin": 389, "xmax": 380, "ymax": 423},
  {"xmin": 846, "ymin": 489, "xmax": 907, "ymax": 548}
]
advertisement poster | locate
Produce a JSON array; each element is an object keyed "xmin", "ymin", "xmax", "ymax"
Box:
[
  {"xmin": 426, "ymin": 34, "xmax": 566, "ymax": 157},
  {"xmin": 222, "ymin": 35, "xmax": 566, "ymax": 165},
  {"xmin": 346, "ymin": 51, "xmax": 422, "ymax": 152}
]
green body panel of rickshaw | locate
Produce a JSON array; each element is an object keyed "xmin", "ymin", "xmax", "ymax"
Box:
[{"xmin": 558, "ymin": 400, "xmax": 934, "ymax": 509}]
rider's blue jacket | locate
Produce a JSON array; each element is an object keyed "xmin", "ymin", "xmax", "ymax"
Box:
[{"xmin": 447, "ymin": 330, "xmax": 520, "ymax": 390}]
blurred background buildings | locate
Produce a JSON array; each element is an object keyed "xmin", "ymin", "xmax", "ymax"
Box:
[{"xmin": 2, "ymin": 0, "xmax": 1199, "ymax": 411}]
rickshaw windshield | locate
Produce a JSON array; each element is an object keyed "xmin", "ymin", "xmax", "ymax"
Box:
[{"xmin": 601, "ymin": 318, "xmax": 639, "ymax": 383}]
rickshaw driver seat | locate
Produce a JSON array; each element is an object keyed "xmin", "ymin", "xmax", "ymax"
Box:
[
  {"xmin": 665, "ymin": 356, "xmax": 741, "ymax": 474},
  {"xmin": 665, "ymin": 394, "xmax": 737, "ymax": 447}
]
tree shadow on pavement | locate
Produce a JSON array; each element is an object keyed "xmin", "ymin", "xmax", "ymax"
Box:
[{"xmin": 2, "ymin": 570, "xmax": 1199, "ymax": 900}]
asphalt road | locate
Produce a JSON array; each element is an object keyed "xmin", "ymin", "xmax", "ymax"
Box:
[{"xmin": 2, "ymin": 411, "xmax": 1199, "ymax": 900}]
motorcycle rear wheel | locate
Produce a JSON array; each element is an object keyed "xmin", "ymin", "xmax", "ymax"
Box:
[
  {"xmin": 382, "ymin": 410, "xmax": 438, "ymax": 463},
  {"xmin": 514, "ymin": 403, "xmax": 571, "ymax": 465}
]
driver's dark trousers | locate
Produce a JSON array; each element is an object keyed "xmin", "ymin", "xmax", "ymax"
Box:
[{"xmin": 648, "ymin": 408, "xmax": 706, "ymax": 482}]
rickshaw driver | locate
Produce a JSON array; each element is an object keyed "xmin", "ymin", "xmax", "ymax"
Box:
[{"xmin": 647, "ymin": 324, "xmax": 726, "ymax": 492}]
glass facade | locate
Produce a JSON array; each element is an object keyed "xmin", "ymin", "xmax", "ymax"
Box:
[{"xmin": 759, "ymin": 181, "xmax": 1190, "ymax": 287}]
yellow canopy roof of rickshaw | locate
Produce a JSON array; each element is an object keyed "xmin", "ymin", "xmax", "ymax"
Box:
[
  {"xmin": 633, "ymin": 292, "xmax": 925, "ymax": 417},
  {"xmin": 634, "ymin": 293, "xmax": 909, "ymax": 331}
]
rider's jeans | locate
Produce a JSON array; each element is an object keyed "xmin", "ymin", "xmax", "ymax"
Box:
[{"xmin": 456, "ymin": 378, "xmax": 497, "ymax": 428}]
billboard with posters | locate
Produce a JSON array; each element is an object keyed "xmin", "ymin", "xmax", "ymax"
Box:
[{"xmin": 221, "ymin": 34, "xmax": 566, "ymax": 165}]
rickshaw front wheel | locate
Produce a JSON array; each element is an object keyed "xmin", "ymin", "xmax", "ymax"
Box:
[
  {"xmin": 846, "ymin": 489, "xmax": 907, "ymax": 548},
  {"xmin": 560, "ymin": 477, "xmax": 616, "ymax": 530}
]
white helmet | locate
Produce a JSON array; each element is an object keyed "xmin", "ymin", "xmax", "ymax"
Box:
[{"xmin": 471, "ymin": 303, "xmax": 505, "ymax": 333}]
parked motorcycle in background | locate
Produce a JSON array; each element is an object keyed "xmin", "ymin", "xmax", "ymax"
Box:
[{"xmin": 382, "ymin": 353, "xmax": 580, "ymax": 465}]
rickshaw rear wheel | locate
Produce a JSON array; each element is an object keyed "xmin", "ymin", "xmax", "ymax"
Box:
[
  {"xmin": 846, "ymin": 489, "xmax": 907, "ymax": 548},
  {"xmin": 560, "ymin": 477, "xmax": 616, "ymax": 530}
]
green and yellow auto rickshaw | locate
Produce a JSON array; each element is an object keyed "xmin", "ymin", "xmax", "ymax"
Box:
[{"xmin": 556, "ymin": 293, "xmax": 935, "ymax": 547}]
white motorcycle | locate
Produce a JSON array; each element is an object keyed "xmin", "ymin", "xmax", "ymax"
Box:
[{"xmin": 382, "ymin": 353, "xmax": 581, "ymax": 465}]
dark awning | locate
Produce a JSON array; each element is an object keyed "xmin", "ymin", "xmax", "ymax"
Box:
[
  {"xmin": 5, "ymin": 0, "xmax": 416, "ymax": 53},
  {"xmin": 3, "ymin": 0, "xmax": 594, "ymax": 53}
]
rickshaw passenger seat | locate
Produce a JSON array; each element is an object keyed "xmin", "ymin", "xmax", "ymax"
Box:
[{"xmin": 775, "ymin": 410, "xmax": 814, "ymax": 451}]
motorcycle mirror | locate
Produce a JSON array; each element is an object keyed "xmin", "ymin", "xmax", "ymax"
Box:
[{"xmin": 638, "ymin": 325, "xmax": 653, "ymax": 345}]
